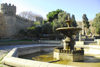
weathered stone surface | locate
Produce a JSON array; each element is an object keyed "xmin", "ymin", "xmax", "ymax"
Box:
[
  {"xmin": 0, "ymin": 3, "xmax": 34, "ymax": 38},
  {"xmin": 2, "ymin": 45, "xmax": 76, "ymax": 67},
  {"xmin": 0, "ymin": 13, "xmax": 6, "ymax": 38},
  {"xmin": 53, "ymin": 48, "xmax": 84, "ymax": 62}
]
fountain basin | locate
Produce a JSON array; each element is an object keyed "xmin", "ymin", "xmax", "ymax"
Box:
[
  {"xmin": 56, "ymin": 27, "xmax": 82, "ymax": 37},
  {"xmin": 2, "ymin": 45, "xmax": 74, "ymax": 67},
  {"xmin": 2, "ymin": 45, "xmax": 100, "ymax": 67}
]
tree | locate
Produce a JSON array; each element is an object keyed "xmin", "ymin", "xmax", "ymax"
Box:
[
  {"xmin": 34, "ymin": 21, "xmax": 41, "ymax": 26},
  {"xmin": 42, "ymin": 20, "xmax": 47, "ymax": 24},
  {"xmin": 52, "ymin": 19, "xmax": 60, "ymax": 32},
  {"xmin": 35, "ymin": 16, "xmax": 43, "ymax": 25},
  {"xmin": 58, "ymin": 12, "xmax": 68, "ymax": 27},
  {"xmin": 18, "ymin": 29, "xmax": 27, "ymax": 38},
  {"xmin": 19, "ymin": 11, "xmax": 43, "ymax": 22},
  {"xmin": 71, "ymin": 14, "xmax": 77, "ymax": 27},
  {"xmin": 82, "ymin": 14, "xmax": 90, "ymax": 28},
  {"xmin": 41, "ymin": 23, "xmax": 52, "ymax": 34},
  {"xmin": 52, "ymin": 12, "xmax": 68, "ymax": 32},
  {"xmin": 19, "ymin": 11, "xmax": 36, "ymax": 21},
  {"xmin": 47, "ymin": 9, "xmax": 64, "ymax": 22},
  {"xmin": 82, "ymin": 14, "xmax": 90, "ymax": 35},
  {"xmin": 27, "ymin": 25, "xmax": 42, "ymax": 38},
  {"xmin": 92, "ymin": 13, "xmax": 100, "ymax": 35}
]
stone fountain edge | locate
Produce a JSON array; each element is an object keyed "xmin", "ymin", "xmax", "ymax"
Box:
[{"xmin": 1, "ymin": 45, "xmax": 76, "ymax": 67}]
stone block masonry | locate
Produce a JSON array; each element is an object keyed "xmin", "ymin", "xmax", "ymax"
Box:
[
  {"xmin": 0, "ymin": 3, "xmax": 16, "ymax": 16},
  {"xmin": 53, "ymin": 47, "xmax": 84, "ymax": 62},
  {"xmin": 73, "ymin": 49, "xmax": 84, "ymax": 62},
  {"xmin": 0, "ymin": 3, "xmax": 34, "ymax": 38}
]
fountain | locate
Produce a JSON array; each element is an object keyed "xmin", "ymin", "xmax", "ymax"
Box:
[
  {"xmin": 2, "ymin": 14, "xmax": 100, "ymax": 67},
  {"xmin": 53, "ymin": 14, "xmax": 84, "ymax": 62}
]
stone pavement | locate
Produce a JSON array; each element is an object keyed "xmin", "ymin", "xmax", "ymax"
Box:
[{"xmin": 0, "ymin": 50, "xmax": 9, "ymax": 67}]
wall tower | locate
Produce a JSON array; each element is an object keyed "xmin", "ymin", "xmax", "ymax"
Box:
[
  {"xmin": 0, "ymin": 3, "xmax": 16, "ymax": 38},
  {"xmin": 0, "ymin": 3, "xmax": 16, "ymax": 16}
]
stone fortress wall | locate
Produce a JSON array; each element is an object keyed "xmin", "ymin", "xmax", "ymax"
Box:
[
  {"xmin": 16, "ymin": 15, "xmax": 33, "ymax": 32},
  {"xmin": 0, "ymin": 3, "xmax": 34, "ymax": 39},
  {"xmin": 0, "ymin": 13, "xmax": 6, "ymax": 38},
  {"xmin": 0, "ymin": 3, "xmax": 16, "ymax": 16}
]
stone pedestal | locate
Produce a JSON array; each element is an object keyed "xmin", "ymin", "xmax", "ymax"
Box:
[
  {"xmin": 53, "ymin": 48, "xmax": 73, "ymax": 61},
  {"xmin": 73, "ymin": 48, "xmax": 84, "ymax": 62},
  {"xmin": 53, "ymin": 47, "xmax": 84, "ymax": 62}
]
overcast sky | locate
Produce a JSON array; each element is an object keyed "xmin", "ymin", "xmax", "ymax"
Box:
[{"xmin": 1, "ymin": 0, "xmax": 100, "ymax": 21}]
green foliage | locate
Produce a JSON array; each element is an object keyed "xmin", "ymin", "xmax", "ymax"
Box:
[
  {"xmin": 27, "ymin": 26, "xmax": 35, "ymax": 30},
  {"xmin": 82, "ymin": 14, "xmax": 90, "ymax": 28},
  {"xmin": 52, "ymin": 12, "xmax": 68, "ymax": 32},
  {"xmin": 34, "ymin": 21, "xmax": 41, "ymax": 26},
  {"xmin": 48, "ymin": 11, "xmax": 78, "ymax": 33},
  {"xmin": 26, "ymin": 26, "xmax": 42, "ymax": 37},
  {"xmin": 19, "ymin": 29, "xmax": 27, "ymax": 36},
  {"xmin": 96, "ymin": 27, "xmax": 100, "ymax": 35},
  {"xmin": 92, "ymin": 13, "xmax": 100, "ymax": 27},
  {"xmin": 52, "ymin": 19, "xmax": 60, "ymax": 32},
  {"xmin": 58, "ymin": 12, "xmax": 68, "ymax": 27},
  {"xmin": 18, "ymin": 9, "xmax": 78, "ymax": 38},
  {"xmin": 46, "ymin": 9, "xmax": 78, "ymax": 33},
  {"xmin": 35, "ymin": 26, "xmax": 42, "ymax": 34},
  {"xmin": 42, "ymin": 20, "xmax": 47, "ymax": 24},
  {"xmin": 41, "ymin": 23, "xmax": 53, "ymax": 34},
  {"xmin": 87, "ymin": 29, "xmax": 91, "ymax": 35},
  {"xmin": 71, "ymin": 14, "xmax": 77, "ymax": 27},
  {"xmin": 47, "ymin": 9, "xmax": 64, "ymax": 22},
  {"xmin": 92, "ymin": 13, "xmax": 100, "ymax": 35}
]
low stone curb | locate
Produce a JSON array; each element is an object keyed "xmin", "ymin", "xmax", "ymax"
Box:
[{"xmin": 2, "ymin": 45, "xmax": 76, "ymax": 67}]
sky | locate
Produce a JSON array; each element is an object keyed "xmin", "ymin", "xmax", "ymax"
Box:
[{"xmin": 0, "ymin": 0, "xmax": 100, "ymax": 21}]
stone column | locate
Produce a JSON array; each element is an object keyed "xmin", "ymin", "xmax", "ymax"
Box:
[
  {"xmin": 62, "ymin": 39, "xmax": 69, "ymax": 50},
  {"xmin": 79, "ymin": 33, "xmax": 82, "ymax": 41},
  {"xmin": 62, "ymin": 40, "xmax": 66, "ymax": 50},
  {"xmin": 82, "ymin": 22, "xmax": 85, "ymax": 35}
]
